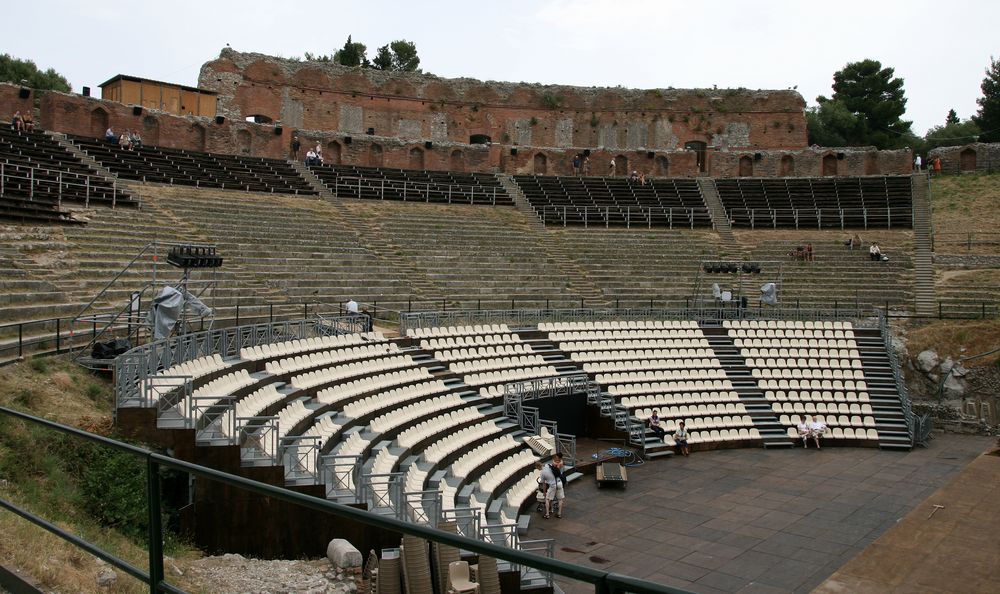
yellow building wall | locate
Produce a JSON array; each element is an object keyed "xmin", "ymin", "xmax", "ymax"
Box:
[{"xmin": 101, "ymin": 79, "xmax": 216, "ymax": 117}]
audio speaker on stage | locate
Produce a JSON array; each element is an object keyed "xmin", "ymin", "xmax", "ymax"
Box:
[
  {"xmin": 647, "ymin": 151, "xmax": 655, "ymax": 159},
  {"xmin": 215, "ymin": 115, "xmax": 225, "ymax": 125},
  {"xmin": 754, "ymin": 152, "xmax": 762, "ymax": 161},
  {"xmin": 583, "ymin": 149, "xmax": 591, "ymax": 157},
  {"xmin": 133, "ymin": 106, "xmax": 142, "ymax": 116},
  {"xmin": 424, "ymin": 141, "xmax": 433, "ymax": 149},
  {"xmin": 19, "ymin": 88, "xmax": 30, "ymax": 99},
  {"xmin": 274, "ymin": 126, "xmax": 283, "ymax": 135},
  {"xmin": 366, "ymin": 127, "xmax": 375, "ymax": 135},
  {"xmin": 82, "ymin": 86, "xmax": 91, "ymax": 97},
  {"xmin": 837, "ymin": 152, "xmax": 845, "ymax": 160},
  {"xmin": 344, "ymin": 136, "xmax": 352, "ymax": 145},
  {"xmin": 510, "ymin": 148, "xmax": 518, "ymax": 156}
]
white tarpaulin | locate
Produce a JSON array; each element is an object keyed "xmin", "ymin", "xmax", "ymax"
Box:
[{"xmin": 146, "ymin": 286, "xmax": 213, "ymax": 339}]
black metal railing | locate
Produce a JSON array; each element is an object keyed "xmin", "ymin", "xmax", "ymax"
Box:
[{"xmin": 0, "ymin": 407, "xmax": 691, "ymax": 594}]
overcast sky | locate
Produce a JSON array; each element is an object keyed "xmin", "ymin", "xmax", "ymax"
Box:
[{"xmin": 5, "ymin": 0, "xmax": 997, "ymax": 135}]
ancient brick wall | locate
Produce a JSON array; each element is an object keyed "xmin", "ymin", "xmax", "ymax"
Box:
[
  {"xmin": 710, "ymin": 147, "xmax": 912, "ymax": 177},
  {"xmin": 929, "ymin": 143, "xmax": 1000, "ymax": 174}
]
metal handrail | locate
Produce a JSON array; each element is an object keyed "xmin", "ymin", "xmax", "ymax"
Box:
[
  {"xmin": 537, "ymin": 205, "xmax": 706, "ymax": 229},
  {"xmin": 725, "ymin": 206, "xmax": 909, "ymax": 229},
  {"xmin": 0, "ymin": 407, "xmax": 693, "ymax": 594},
  {"xmin": 0, "ymin": 161, "xmax": 126, "ymax": 208},
  {"xmin": 326, "ymin": 173, "xmax": 500, "ymax": 205}
]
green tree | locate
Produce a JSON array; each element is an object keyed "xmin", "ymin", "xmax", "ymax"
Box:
[
  {"xmin": 946, "ymin": 109, "xmax": 959, "ymax": 125},
  {"xmin": 824, "ymin": 59, "xmax": 913, "ymax": 149},
  {"xmin": 372, "ymin": 45, "xmax": 394, "ymax": 71},
  {"xmin": 0, "ymin": 54, "xmax": 70, "ymax": 92},
  {"xmin": 372, "ymin": 40, "xmax": 421, "ymax": 72},
  {"xmin": 924, "ymin": 120, "xmax": 981, "ymax": 150},
  {"xmin": 973, "ymin": 56, "xmax": 1000, "ymax": 143},
  {"xmin": 332, "ymin": 35, "xmax": 369, "ymax": 68},
  {"xmin": 806, "ymin": 100, "xmax": 861, "ymax": 147}
]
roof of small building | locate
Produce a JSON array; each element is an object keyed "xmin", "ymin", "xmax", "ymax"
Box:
[{"xmin": 99, "ymin": 74, "xmax": 217, "ymax": 95}]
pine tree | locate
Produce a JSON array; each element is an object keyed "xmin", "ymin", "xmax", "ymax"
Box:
[
  {"xmin": 946, "ymin": 109, "xmax": 959, "ymax": 125},
  {"xmin": 973, "ymin": 56, "xmax": 1000, "ymax": 143}
]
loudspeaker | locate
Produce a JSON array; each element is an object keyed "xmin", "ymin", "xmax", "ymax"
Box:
[
  {"xmin": 215, "ymin": 115, "xmax": 225, "ymax": 125},
  {"xmin": 274, "ymin": 126, "xmax": 283, "ymax": 135},
  {"xmin": 583, "ymin": 149, "xmax": 591, "ymax": 157},
  {"xmin": 424, "ymin": 141, "xmax": 433, "ymax": 149},
  {"xmin": 510, "ymin": 148, "xmax": 518, "ymax": 156},
  {"xmin": 647, "ymin": 151, "xmax": 655, "ymax": 159},
  {"xmin": 132, "ymin": 106, "xmax": 142, "ymax": 116},
  {"xmin": 366, "ymin": 127, "xmax": 375, "ymax": 135},
  {"xmin": 344, "ymin": 136, "xmax": 352, "ymax": 145},
  {"xmin": 837, "ymin": 152, "xmax": 845, "ymax": 160},
  {"xmin": 754, "ymin": 152, "xmax": 762, "ymax": 161},
  {"xmin": 82, "ymin": 86, "xmax": 91, "ymax": 97},
  {"xmin": 19, "ymin": 88, "xmax": 30, "ymax": 99}
]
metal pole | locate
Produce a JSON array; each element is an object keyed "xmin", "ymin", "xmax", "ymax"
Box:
[
  {"xmin": 303, "ymin": 303, "xmax": 308, "ymax": 319},
  {"xmin": 269, "ymin": 304, "xmax": 273, "ymax": 323},
  {"xmin": 236, "ymin": 304, "xmax": 240, "ymax": 327},
  {"xmin": 56, "ymin": 318, "xmax": 61, "ymax": 353},
  {"xmin": 18, "ymin": 324, "xmax": 22, "ymax": 358},
  {"xmin": 146, "ymin": 457, "xmax": 164, "ymax": 594}
]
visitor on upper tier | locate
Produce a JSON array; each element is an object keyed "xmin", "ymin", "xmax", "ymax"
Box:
[
  {"xmin": 846, "ymin": 233, "xmax": 862, "ymax": 250},
  {"xmin": 130, "ymin": 130, "xmax": 142, "ymax": 149},
  {"xmin": 105, "ymin": 127, "xmax": 116, "ymax": 143},
  {"xmin": 345, "ymin": 299, "xmax": 359, "ymax": 314},
  {"xmin": 797, "ymin": 417, "xmax": 812, "ymax": 448},
  {"xmin": 22, "ymin": 112, "xmax": 34, "ymax": 132},
  {"xmin": 805, "ymin": 243, "xmax": 814, "ymax": 262},
  {"xmin": 291, "ymin": 136, "xmax": 301, "ymax": 159},
  {"xmin": 638, "ymin": 172, "xmax": 646, "ymax": 185},
  {"xmin": 305, "ymin": 149, "xmax": 318, "ymax": 166},
  {"xmin": 913, "ymin": 155, "xmax": 922, "ymax": 171},
  {"xmin": 360, "ymin": 307, "xmax": 374, "ymax": 332},
  {"xmin": 629, "ymin": 170, "xmax": 639, "ymax": 183},
  {"xmin": 648, "ymin": 410, "xmax": 666, "ymax": 441},
  {"xmin": 609, "ymin": 158, "xmax": 616, "ymax": 177},
  {"xmin": 11, "ymin": 111, "xmax": 24, "ymax": 132},
  {"xmin": 119, "ymin": 130, "xmax": 132, "ymax": 150},
  {"xmin": 870, "ymin": 242, "xmax": 886, "ymax": 261},
  {"xmin": 582, "ymin": 156, "xmax": 591, "ymax": 175},
  {"xmin": 932, "ymin": 156, "xmax": 942, "ymax": 176},
  {"xmin": 808, "ymin": 415, "xmax": 827, "ymax": 449},
  {"xmin": 571, "ymin": 154, "xmax": 581, "ymax": 175}
]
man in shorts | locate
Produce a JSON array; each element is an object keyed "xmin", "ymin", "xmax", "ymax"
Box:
[{"xmin": 540, "ymin": 453, "xmax": 566, "ymax": 518}]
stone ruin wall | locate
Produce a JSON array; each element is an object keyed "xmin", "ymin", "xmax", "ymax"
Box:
[{"xmin": 929, "ymin": 143, "xmax": 1000, "ymax": 174}]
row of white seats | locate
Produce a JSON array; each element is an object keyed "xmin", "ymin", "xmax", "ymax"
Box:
[
  {"xmin": 775, "ymin": 402, "xmax": 874, "ymax": 415},
  {"xmin": 742, "ymin": 347, "xmax": 861, "ymax": 360},
  {"xmin": 619, "ymin": 392, "xmax": 742, "ymax": 408},
  {"xmin": 265, "ymin": 343, "xmax": 399, "ymax": 375},
  {"xmin": 451, "ymin": 435, "xmax": 520, "ymax": 478},
  {"xmin": 407, "ymin": 324, "xmax": 511, "ymax": 338},
  {"xmin": 729, "ymin": 329, "xmax": 855, "ymax": 339},
  {"xmin": 751, "ymin": 368, "xmax": 866, "ymax": 380},
  {"xmin": 420, "ymin": 334, "xmax": 523, "ymax": 350},
  {"xmin": 523, "ymin": 427, "xmax": 556, "ymax": 456},
  {"xmin": 404, "ymin": 463, "xmax": 429, "ymax": 494},
  {"xmin": 570, "ymin": 348, "xmax": 716, "ymax": 362},
  {"xmin": 342, "ymin": 379, "xmax": 450, "ymax": 420},
  {"xmin": 746, "ymin": 358, "xmax": 862, "ymax": 370},
  {"xmin": 463, "ymin": 365, "xmax": 560, "ymax": 387},
  {"xmin": 450, "ymin": 355, "xmax": 548, "ymax": 374},
  {"xmin": 142, "ymin": 353, "xmax": 227, "ymax": 402},
  {"xmin": 478, "ymin": 450, "xmax": 538, "ymax": 493},
  {"xmin": 330, "ymin": 432, "xmax": 370, "ymax": 491},
  {"xmin": 641, "ymin": 415, "xmax": 757, "ymax": 432},
  {"xmin": 369, "ymin": 393, "xmax": 465, "ymax": 434},
  {"xmin": 596, "ymin": 369, "xmax": 728, "ymax": 384},
  {"xmin": 423, "ymin": 420, "xmax": 503, "ymax": 464},
  {"xmin": 785, "ymin": 426, "xmax": 878, "ymax": 440},
  {"xmin": 315, "ymin": 368, "xmax": 434, "ymax": 406},
  {"xmin": 397, "ymin": 408, "xmax": 484, "ymax": 449},
  {"xmin": 662, "ymin": 428, "xmax": 761, "ymax": 445},
  {"xmin": 239, "ymin": 333, "xmax": 382, "ymax": 361},
  {"xmin": 759, "ymin": 379, "xmax": 868, "ymax": 391},
  {"xmin": 723, "ymin": 320, "xmax": 853, "ymax": 330},
  {"xmin": 632, "ymin": 403, "xmax": 748, "ymax": 417},
  {"xmin": 560, "ymin": 339, "xmax": 711, "ymax": 352},
  {"xmin": 174, "ymin": 369, "xmax": 256, "ymax": 420},
  {"xmin": 218, "ymin": 383, "xmax": 286, "ymax": 439},
  {"xmin": 549, "ymin": 329, "xmax": 704, "ymax": 341},
  {"xmin": 263, "ymin": 399, "xmax": 313, "ymax": 458},
  {"xmin": 503, "ymin": 470, "xmax": 541, "ymax": 509},
  {"xmin": 734, "ymin": 338, "xmax": 857, "ymax": 349},
  {"xmin": 583, "ymin": 358, "xmax": 721, "ymax": 373},
  {"xmin": 764, "ymin": 390, "xmax": 870, "ymax": 403},
  {"xmin": 780, "ymin": 413, "xmax": 876, "ymax": 429},
  {"xmin": 434, "ymin": 344, "xmax": 533, "ymax": 362},
  {"xmin": 301, "ymin": 414, "xmax": 341, "ymax": 451},
  {"xmin": 609, "ymin": 380, "xmax": 735, "ymax": 396},
  {"xmin": 539, "ymin": 320, "xmax": 699, "ymax": 331},
  {"xmin": 371, "ymin": 447, "xmax": 398, "ymax": 477},
  {"xmin": 290, "ymin": 355, "xmax": 416, "ymax": 390}
]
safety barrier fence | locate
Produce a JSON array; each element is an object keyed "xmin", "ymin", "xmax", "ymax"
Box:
[
  {"xmin": 725, "ymin": 206, "xmax": 910, "ymax": 229},
  {"xmin": 0, "ymin": 160, "xmax": 129, "ymax": 209},
  {"xmin": 537, "ymin": 205, "xmax": 707, "ymax": 228},
  {"xmin": 0, "ymin": 407, "xmax": 691, "ymax": 594}
]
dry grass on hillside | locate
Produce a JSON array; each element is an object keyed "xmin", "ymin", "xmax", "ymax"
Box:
[
  {"xmin": 905, "ymin": 319, "xmax": 1000, "ymax": 368},
  {"xmin": 930, "ymin": 173, "xmax": 1000, "ymax": 254}
]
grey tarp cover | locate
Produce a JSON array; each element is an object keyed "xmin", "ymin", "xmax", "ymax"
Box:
[{"xmin": 146, "ymin": 286, "xmax": 213, "ymax": 339}]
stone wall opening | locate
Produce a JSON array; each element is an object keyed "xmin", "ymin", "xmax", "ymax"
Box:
[
  {"xmin": 864, "ymin": 153, "xmax": 879, "ymax": 175},
  {"xmin": 654, "ymin": 155, "xmax": 669, "ymax": 177},
  {"xmin": 779, "ymin": 155, "xmax": 795, "ymax": 176},
  {"xmin": 142, "ymin": 116, "xmax": 160, "ymax": 145},
  {"xmin": 245, "ymin": 114, "xmax": 274, "ymax": 124},
  {"xmin": 469, "ymin": 134, "xmax": 491, "ymax": 145},
  {"xmin": 192, "ymin": 123, "xmax": 207, "ymax": 152},
  {"xmin": 408, "ymin": 147, "xmax": 425, "ymax": 170},
  {"xmin": 822, "ymin": 154, "xmax": 838, "ymax": 176},
  {"xmin": 960, "ymin": 148, "xmax": 977, "ymax": 172},
  {"xmin": 326, "ymin": 140, "xmax": 342, "ymax": 165},
  {"xmin": 533, "ymin": 152, "xmax": 548, "ymax": 174},
  {"xmin": 738, "ymin": 155, "xmax": 753, "ymax": 177},
  {"xmin": 450, "ymin": 149, "xmax": 465, "ymax": 172},
  {"xmin": 236, "ymin": 129, "xmax": 252, "ymax": 155},
  {"xmin": 685, "ymin": 141, "xmax": 707, "ymax": 172},
  {"xmin": 369, "ymin": 143, "xmax": 384, "ymax": 167},
  {"xmin": 615, "ymin": 155, "xmax": 629, "ymax": 176},
  {"xmin": 90, "ymin": 108, "xmax": 109, "ymax": 138}
]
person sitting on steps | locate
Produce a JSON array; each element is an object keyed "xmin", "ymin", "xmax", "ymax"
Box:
[
  {"xmin": 673, "ymin": 421, "xmax": 690, "ymax": 456},
  {"xmin": 648, "ymin": 410, "xmax": 666, "ymax": 441}
]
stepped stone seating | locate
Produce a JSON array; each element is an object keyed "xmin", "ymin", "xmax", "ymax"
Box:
[
  {"xmin": 734, "ymin": 229, "xmax": 914, "ymax": 310},
  {"xmin": 934, "ymin": 268, "xmax": 1000, "ymax": 317},
  {"xmin": 69, "ymin": 135, "xmax": 315, "ymax": 195},
  {"xmin": 513, "ymin": 174, "xmax": 711, "ymax": 227},
  {"xmin": 0, "ymin": 127, "xmax": 132, "ymax": 221},
  {"xmin": 715, "ymin": 176, "xmax": 913, "ymax": 229},
  {"xmin": 311, "ymin": 163, "xmax": 511, "ymax": 205}
]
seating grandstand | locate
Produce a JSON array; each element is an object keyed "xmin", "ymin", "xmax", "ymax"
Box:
[
  {"xmin": 309, "ymin": 163, "xmax": 511, "ymax": 205},
  {"xmin": 512, "ymin": 174, "xmax": 711, "ymax": 226},
  {"xmin": 68, "ymin": 135, "xmax": 316, "ymax": 195},
  {"xmin": 715, "ymin": 175, "xmax": 913, "ymax": 228},
  {"xmin": 0, "ymin": 127, "xmax": 134, "ymax": 222}
]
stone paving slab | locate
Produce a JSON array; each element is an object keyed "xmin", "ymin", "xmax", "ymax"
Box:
[{"xmin": 524, "ymin": 434, "xmax": 992, "ymax": 593}]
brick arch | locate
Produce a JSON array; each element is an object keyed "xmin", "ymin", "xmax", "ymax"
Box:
[
  {"xmin": 615, "ymin": 154, "xmax": 629, "ymax": 176},
  {"xmin": 142, "ymin": 115, "xmax": 160, "ymax": 145},
  {"xmin": 864, "ymin": 153, "xmax": 879, "ymax": 175},
  {"xmin": 654, "ymin": 155, "xmax": 669, "ymax": 177},
  {"xmin": 822, "ymin": 153, "xmax": 838, "ymax": 176},
  {"xmin": 236, "ymin": 129, "xmax": 252, "ymax": 155},
  {"xmin": 192, "ymin": 123, "xmax": 207, "ymax": 152},
  {"xmin": 408, "ymin": 147, "xmax": 425, "ymax": 170},
  {"xmin": 450, "ymin": 149, "xmax": 465, "ymax": 172},
  {"xmin": 90, "ymin": 107, "xmax": 109, "ymax": 138},
  {"xmin": 779, "ymin": 155, "xmax": 795, "ymax": 176},
  {"xmin": 369, "ymin": 143, "xmax": 384, "ymax": 167},
  {"xmin": 326, "ymin": 141, "xmax": 342, "ymax": 165},
  {"xmin": 738, "ymin": 155, "xmax": 754, "ymax": 177},
  {"xmin": 960, "ymin": 147, "xmax": 977, "ymax": 172},
  {"xmin": 533, "ymin": 152, "xmax": 547, "ymax": 174}
]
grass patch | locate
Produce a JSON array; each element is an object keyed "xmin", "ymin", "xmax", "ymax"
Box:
[
  {"xmin": 930, "ymin": 173, "xmax": 1000, "ymax": 253},
  {"xmin": 906, "ymin": 319, "xmax": 1000, "ymax": 368}
]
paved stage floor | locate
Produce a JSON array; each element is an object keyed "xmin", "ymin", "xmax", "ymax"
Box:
[{"xmin": 524, "ymin": 434, "xmax": 993, "ymax": 593}]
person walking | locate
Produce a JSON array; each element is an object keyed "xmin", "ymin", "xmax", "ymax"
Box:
[{"xmin": 540, "ymin": 453, "xmax": 566, "ymax": 518}]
